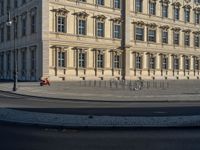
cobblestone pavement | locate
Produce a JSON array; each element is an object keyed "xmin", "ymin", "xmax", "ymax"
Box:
[{"xmin": 0, "ymin": 80, "xmax": 200, "ymax": 101}]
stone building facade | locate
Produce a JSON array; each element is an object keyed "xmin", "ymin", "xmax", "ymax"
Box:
[{"xmin": 0, "ymin": 0, "xmax": 200, "ymax": 81}]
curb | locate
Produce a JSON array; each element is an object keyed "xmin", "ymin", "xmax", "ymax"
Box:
[{"xmin": 0, "ymin": 108, "xmax": 200, "ymax": 128}]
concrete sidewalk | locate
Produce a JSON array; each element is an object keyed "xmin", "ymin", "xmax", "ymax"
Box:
[{"xmin": 0, "ymin": 81, "xmax": 200, "ymax": 101}]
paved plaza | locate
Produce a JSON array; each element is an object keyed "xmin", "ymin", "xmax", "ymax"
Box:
[{"xmin": 0, "ymin": 80, "xmax": 200, "ymax": 101}]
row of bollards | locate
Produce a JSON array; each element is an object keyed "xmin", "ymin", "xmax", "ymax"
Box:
[{"xmin": 80, "ymin": 80, "xmax": 170, "ymax": 91}]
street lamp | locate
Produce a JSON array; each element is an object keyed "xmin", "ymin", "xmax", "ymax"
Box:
[{"xmin": 6, "ymin": 11, "xmax": 17, "ymax": 91}]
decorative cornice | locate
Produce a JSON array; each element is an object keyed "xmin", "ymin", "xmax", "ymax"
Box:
[
  {"xmin": 172, "ymin": 1, "xmax": 181, "ymax": 7},
  {"xmin": 93, "ymin": 15, "xmax": 107, "ymax": 21},
  {"xmin": 182, "ymin": 29, "xmax": 191, "ymax": 33},
  {"xmin": 51, "ymin": 8, "xmax": 70, "ymax": 16},
  {"xmin": 171, "ymin": 27, "xmax": 181, "ymax": 32},
  {"xmin": 149, "ymin": 0, "xmax": 157, "ymax": 3},
  {"xmin": 146, "ymin": 23, "xmax": 157, "ymax": 28},
  {"xmin": 110, "ymin": 17, "xmax": 123, "ymax": 23},
  {"xmin": 193, "ymin": 7, "xmax": 200, "ymax": 12},
  {"xmin": 159, "ymin": 0, "xmax": 170, "ymax": 4},
  {"xmin": 159, "ymin": 25, "xmax": 170, "ymax": 30},
  {"xmin": 183, "ymin": 5, "xmax": 192, "ymax": 9},
  {"xmin": 132, "ymin": 20, "xmax": 145, "ymax": 26},
  {"xmin": 73, "ymin": 11, "xmax": 89, "ymax": 19},
  {"xmin": 193, "ymin": 31, "xmax": 200, "ymax": 35}
]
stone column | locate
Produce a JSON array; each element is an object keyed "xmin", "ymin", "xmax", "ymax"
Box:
[
  {"xmin": 122, "ymin": 0, "xmax": 131, "ymax": 80},
  {"xmin": 143, "ymin": 52, "xmax": 148, "ymax": 70},
  {"xmin": 190, "ymin": 56, "xmax": 194, "ymax": 71},
  {"xmin": 55, "ymin": 47, "xmax": 58, "ymax": 76},
  {"xmin": 27, "ymin": 47, "xmax": 31, "ymax": 80},
  {"xmin": 168, "ymin": 54, "xmax": 173, "ymax": 70},
  {"xmin": 156, "ymin": 53, "xmax": 161, "ymax": 70},
  {"xmin": 179, "ymin": 55, "xmax": 184, "ymax": 70}
]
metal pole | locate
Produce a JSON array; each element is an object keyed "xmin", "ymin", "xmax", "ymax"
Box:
[{"xmin": 13, "ymin": 16, "xmax": 17, "ymax": 91}]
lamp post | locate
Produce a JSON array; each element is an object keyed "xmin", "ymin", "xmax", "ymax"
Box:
[{"xmin": 6, "ymin": 11, "xmax": 17, "ymax": 91}]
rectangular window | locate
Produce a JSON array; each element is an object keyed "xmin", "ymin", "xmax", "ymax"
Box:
[
  {"xmin": 21, "ymin": 50, "xmax": 26, "ymax": 71},
  {"xmin": 195, "ymin": 59, "xmax": 199, "ymax": 70},
  {"xmin": 79, "ymin": 52, "xmax": 86, "ymax": 68},
  {"xmin": 195, "ymin": 13, "xmax": 200, "ymax": 24},
  {"xmin": 174, "ymin": 7, "xmax": 179, "ymax": 20},
  {"xmin": 162, "ymin": 5, "xmax": 168, "ymax": 18},
  {"xmin": 31, "ymin": 50, "xmax": 36, "ymax": 70},
  {"xmin": 58, "ymin": 52, "xmax": 65, "ymax": 67},
  {"xmin": 6, "ymin": 52, "xmax": 10, "ymax": 71},
  {"xmin": 162, "ymin": 57, "xmax": 168, "ymax": 70},
  {"xmin": 136, "ymin": 55, "xmax": 142, "ymax": 69},
  {"xmin": 31, "ymin": 15, "xmax": 36, "ymax": 33},
  {"xmin": 185, "ymin": 58, "xmax": 190, "ymax": 70},
  {"xmin": 174, "ymin": 32, "xmax": 179, "ymax": 45},
  {"xmin": 0, "ymin": 54, "xmax": 3, "ymax": 72},
  {"xmin": 174, "ymin": 58, "xmax": 179, "ymax": 70},
  {"xmin": 0, "ymin": 26, "xmax": 4, "ymax": 42},
  {"xmin": 113, "ymin": 24, "xmax": 121, "ymax": 39},
  {"xmin": 114, "ymin": 55, "xmax": 120, "ymax": 68},
  {"xmin": 136, "ymin": 0, "xmax": 142, "ymax": 13},
  {"xmin": 97, "ymin": 53, "xmax": 104, "ymax": 68},
  {"xmin": 162, "ymin": 31, "xmax": 168, "ymax": 44},
  {"xmin": 21, "ymin": 18, "xmax": 26, "ymax": 36},
  {"xmin": 184, "ymin": 34, "xmax": 190, "ymax": 46},
  {"xmin": 194, "ymin": 35, "xmax": 200, "ymax": 47},
  {"xmin": 57, "ymin": 16, "xmax": 65, "ymax": 33},
  {"xmin": 78, "ymin": 19, "xmax": 86, "ymax": 35},
  {"xmin": 14, "ymin": 0, "xmax": 18, "ymax": 8},
  {"xmin": 114, "ymin": 0, "xmax": 121, "ymax": 9},
  {"xmin": 97, "ymin": 0, "xmax": 104, "ymax": 5},
  {"xmin": 14, "ymin": 21, "xmax": 18, "ymax": 38},
  {"xmin": 148, "ymin": 29, "xmax": 156, "ymax": 42},
  {"xmin": 149, "ymin": 56, "xmax": 155, "ymax": 69},
  {"xmin": 136, "ymin": 27, "xmax": 144, "ymax": 41},
  {"xmin": 149, "ymin": 2, "xmax": 156, "ymax": 15},
  {"xmin": 97, "ymin": 22, "xmax": 104, "ymax": 37},
  {"xmin": 0, "ymin": 0, "xmax": 4, "ymax": 16},
  {"xmin": 6, "ymin": 26, "xmax": 11, "ymax": 41},
  {"xmin": 185, "ymin": 9, "xmax": 190, "ymax": 22}
]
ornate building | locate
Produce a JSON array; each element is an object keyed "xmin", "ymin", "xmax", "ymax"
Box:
[{"xmin": 0, "ymin": 0, "xmax": 200, "ymax": 81}]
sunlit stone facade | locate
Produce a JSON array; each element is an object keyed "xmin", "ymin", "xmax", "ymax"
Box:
[{"xmin": 1, "ymin": 0, "xmax": 200, "ymax": 81}]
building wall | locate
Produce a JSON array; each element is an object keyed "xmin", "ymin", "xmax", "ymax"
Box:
[
  {"xmin": 1, "ymin": 0, "xmax": 200, "ymax": 81},
  {"xmin": 0, "ymin": 0, "xmax": 42, "ymax": 81}
]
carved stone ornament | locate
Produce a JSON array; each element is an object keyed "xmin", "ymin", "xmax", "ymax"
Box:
[
  {"xmin": 73, "ymin": 11, "xmax": 89, "ymax": 19},
  {"xmin": 132, "ymin": 20, "xmax": 145, "ymax": 26},
  {"xmin": 193, "ymin": 31, "xmax": 200, "ymax": 35},
  {"xmin": 110, "ymin": 49, "xmax": 123, "ymax": 54},
  {"xmin": 172, "ymin": 1, "xmax": 182, "ymax": 7},
  {"xmin": 182, "ymin": 29, "xmax": 191, "ymax": 33},
  {"xmin": 51, "ymin": 8, "xmax": 70, "ymax": 16},
  {"xmin": 149, "ymin": 0, "xmax": 157, "ymax": 3},
  {"xmin": 171, "ymin": 27, "xmax": 181, "ymax": 32},
  {"xmin": 193, "ymin": 7, "xmax": 200, "ymax": 13},
  {"xmin": 159, "ymin": 0, "xmax": 170, "ymax": 4},
  {"xmin": 30, "ymin": 7, "xmax": 37, "ymax": 16},
  {"xmin": 93, "ymin": 15, "xmax": 107, "ymax": 21},
  {"xmin": 159, "ymin": 25, "xmax": 170, "ymax": 30},
  {"xmin": 183, "ymin": 4, "xmax": 192, "ymax": 9},
  {"xmin": 146, "ymin": 23, "xmax": 157, "ymax": 28},
  {"xmin": 184, "ymin": 0, "xmax": 191, "ymax": 3},
  {"xmin": 21, "ymin": 12, "xmax": 27, "ymax": 19},
  {"xmin": 110, "ymin": 17, "xmax": 123, "ymax": 23}
]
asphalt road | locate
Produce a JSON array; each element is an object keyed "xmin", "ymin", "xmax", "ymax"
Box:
[
  {"xmin": 1, "ymin": 91, "xmax": 200, "ymax": 116},
  {"xmin": 0, "ymin": 122, "xmax": 200, "ymax": 150}
]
